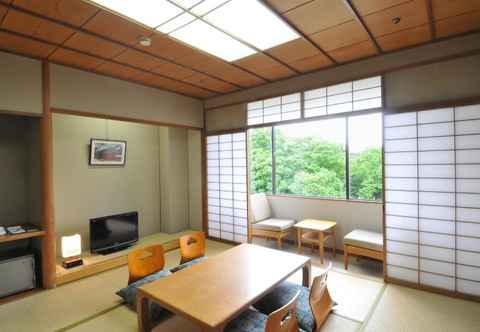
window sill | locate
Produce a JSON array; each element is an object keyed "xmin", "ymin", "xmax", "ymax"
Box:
[{"xmin": 265, "ymin": 194, "xmax": 383, "ymax": 205}]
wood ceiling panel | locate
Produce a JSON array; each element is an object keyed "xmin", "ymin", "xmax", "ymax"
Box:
[
  {"xmin": 284, "ymin": 0, "xmax": 354, "ymax": 35},
  {"xmin": 64, "ymin": 32, "xmax": 126, "ymax": 59},
  {"xmin": 12, "ymin": 0, "xmax": 99, "ymax": 27},
  {"xmin": 95, "ymin": 62, "xmax": 145, "ymax": 81},
  {"xmin": 147, "ymin": 75, "xmax": 216, "ymax": 98},
  {"xmin": 351, "ymin": 0, "xmax": 410, "ymax": 16},
  {"xmin": 266, "ymin": 38, "xmax": 320, "ymax": 63},
  {"xmin": 234, "ymin": 53, "xmax": 295, "ymax": 81},
  {"xmin": 435, "ymin": 10, "xmax": 480, "ymax": 38},
  {"xmin": 328, "ymin": 40, "xmax": 377, "ymax": 63},
  {"xmin": 265, "ymin": 0, "xmax": 312, "ymax": 13},
  {"xmin": 182, "ymin": 73, "xmax": 238, "ymax": 93},
  {"xmin": 146, "ymin": 34, "xmax": 196, "ymax": 61},
  {"xmin": 83, "ymin": 10, "xmax": 152, "ymax": 47},
  {"xmin": 0, "ymin": 30, "xmax": 55, "ymax": 57},
  {"xmin": 0, "ymin": 0, "xmax": 13, "ymax": 4},
  {"xmin": 363, "ymin": 0, "xmax": 429, "ymax": 37},
  {"xmin": 377, "ymin": 24, "xmax": 430, "ymax": 51},
  {"xmin": 310, "ymin": 20, "xmax": 369, "ymax": 51},
  {"xmin": 432, "ymin": 0, "xmax": 480, "ymax": 20},
  {"xmin": 152, "ymin": 62, "xmax": 197, "ymax": 80},
  {"xmin": 0, "ymin": 5, "xmax": 7, "ymax": 22},
  {"xmin": 289, "ymin": 53, "xmax": 333, "ymax": 73},
  {"xmin": 1, "ymin": 9, "xmax": 74, "ymax": 44},
  {"xmin": 113, "ymin": 49, "xmax": 167, "ymax": 71},
  {"xmin": 175, "ymin": 53, "xmax": 265, "ymax": 87},
  {"xmin": 49, "ymin": 47, "xmax": 105, "ymax": 70}
]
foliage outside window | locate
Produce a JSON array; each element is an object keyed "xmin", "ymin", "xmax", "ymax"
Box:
[{"xmin": 249, "ymin": 113, "xmax": 382, "ymax": 202}]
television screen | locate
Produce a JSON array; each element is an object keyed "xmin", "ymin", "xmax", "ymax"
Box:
[{"xmin": 90, "ymin": 212, "xmax": 138, "ymax": 253}]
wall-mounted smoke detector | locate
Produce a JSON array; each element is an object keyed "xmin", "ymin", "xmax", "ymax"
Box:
[{"xmin": 138, "ymin": 36, "xmax": 152, "ymax": 47}]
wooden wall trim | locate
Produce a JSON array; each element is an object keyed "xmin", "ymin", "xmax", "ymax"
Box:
[
  {"xmin": 0, "ymin": 109, "xmax": 42, "ymax": 118},
  {"xmin": 40, "ymin": 61, "xmax": 56, "ymax": 289},
  {"xmin": 51, "ymin": 108, "xmax": 202, "ymax": 131}
]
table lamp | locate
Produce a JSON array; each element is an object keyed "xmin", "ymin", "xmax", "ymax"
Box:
[{"xmin": 61, "ymin": 234, "xmax": 83, "ymax": 268}]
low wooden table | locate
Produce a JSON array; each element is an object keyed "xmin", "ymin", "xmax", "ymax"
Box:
[
  {"xmin": 295, "ymin": 219, "xmax": 337, "ymax": 264},
  {"xmin": 137, "ymin": 243, "xmax": 311, "ymax": 332}
]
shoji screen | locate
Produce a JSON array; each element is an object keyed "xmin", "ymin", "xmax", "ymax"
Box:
[
  {"xmin": 384, "ymin": 104, "xmax": 480, "ymax": 297},
  {"xmin": 207, "ymin": 133, "xmax": 248, "ymax": 243}
]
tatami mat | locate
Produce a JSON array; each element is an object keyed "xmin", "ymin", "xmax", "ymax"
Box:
[{"xmin": 362, "ymin": 285, "xmax": 480, "ymax": 332}]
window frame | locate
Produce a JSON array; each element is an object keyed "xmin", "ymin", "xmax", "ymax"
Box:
[{"xmin": 249, "ymin": 111, "xmax": 383, "ymax": 203}]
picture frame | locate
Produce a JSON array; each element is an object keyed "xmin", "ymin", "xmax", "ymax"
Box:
[{"xmin": 89, "ymin": 139, "xmax": 127, "ymax": 166}]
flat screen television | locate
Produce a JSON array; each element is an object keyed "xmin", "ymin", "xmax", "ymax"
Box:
[{"xmin": 90, "ymin": 212, "xmax": 138, "ymax": 255}]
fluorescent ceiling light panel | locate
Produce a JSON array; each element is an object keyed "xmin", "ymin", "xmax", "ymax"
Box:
[
  {"xmin": 190, "ymin": 0, "xmax": 230, "ymax": 16},
  {"xmin": 205, "ymin": 0, "xmax": 299, "ymax": 50},
  {"xmin": 170, "ymin": 19, "xmax": 256, "ymax": 61},
  {"xmin": 90, "ymin": 0, "xmax": 182, "ymax": 28},
  {"xmin": 172, "ymin": 0, "xmax": 204, "ymax": 9},
  {"xmin": 157, "ymin": 12, "xmax": 196, "ymax": 34}
]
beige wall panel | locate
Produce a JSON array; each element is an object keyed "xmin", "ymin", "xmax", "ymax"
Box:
[
  {"xmin": 53, "ymin": 113, "xmax": 161, "ymax": 251},
  {"xmin": 385, "ymin": 54, "xmax": 480, "ymax": 109},
  {"xmin": 50, "ymin": 64, "xmax": 204, "ymax": 128},
  {"xmin": 188, "ymin": 130, "xmax": 203, "ymax": 231},
  {"xmin": 268, "ymin": 195, "xmax": 383, "ymax": 249},
  {"xmin": 0, "ymin": 51, "xmax": 42, "ymax": 115},
  {"xmin": 204, "ymin": 32, "xmax": 480, "ymax": 110},
  {"xmin": 205, "ymin": 104, "xmax": 246, "ymax": 132}
]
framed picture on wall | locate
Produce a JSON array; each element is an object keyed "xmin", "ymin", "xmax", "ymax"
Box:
[{"xmin": 89, "ymin": 139, "xmax": 127, "ymax": 166}]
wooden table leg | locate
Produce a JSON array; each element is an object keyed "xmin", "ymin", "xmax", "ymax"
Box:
[
  {"xmin": 319, "ymin": 231, "xmax": 325, "ymax": 265},
  {"xmin": 297, "ymin": 228, "xmax": 302, "ymax": 254},
  {"xmin": 302, "ymin": 260, "xmax": 311, "ymax": 287},
  {"xmin": 137, "ymin": 291, "xmax": 150, "ymax": 332},
  {"xmin": 332, "ymin": 227, "xmax": 336, "ymax": 258}
]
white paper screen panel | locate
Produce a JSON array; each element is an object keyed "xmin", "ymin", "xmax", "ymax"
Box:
[
  {"xmin": 207, "ymin": 133, "xmax": 248, "ymax": 243},
  {"xmin": 247, "ymin": 93, "xmax": 301, "ymax": 125},
  {"xmin": 384, "ymin": 105, "xmax": 480, "ymax": 297}
]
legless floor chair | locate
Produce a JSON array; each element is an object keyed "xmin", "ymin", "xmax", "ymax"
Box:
[{"xmin": 249, "ymin": 193, "xmax": 296, "ymax": 249}]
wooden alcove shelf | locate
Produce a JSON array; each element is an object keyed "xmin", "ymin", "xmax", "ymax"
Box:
[{"xmin": 0, "ymin": 230, "xmax": 46, "ymax": 244}]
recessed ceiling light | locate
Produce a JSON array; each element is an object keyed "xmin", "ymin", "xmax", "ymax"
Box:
[
  {"xmin": 90, "ymin": 0, "xmax": 182, "ymax": 28},
  {"xmin": 138, "ymin": 36, "xmax": 152, "ymax": 47},
  {"xmin": 204, "ymin": 0, "xmax": 298, "ymax": 50},
  {"xmin": 170, "ymin": 20, "xmax": 256, "ymax": 62}
]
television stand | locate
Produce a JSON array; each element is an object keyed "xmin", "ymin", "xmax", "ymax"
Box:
[{"xmin": 95, "ymin": 243, "xmax": 133, "ymax": 255}]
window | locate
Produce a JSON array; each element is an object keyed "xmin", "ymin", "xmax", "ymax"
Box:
[
  {"xmin": 247, "ymin": 93, "xmax": 301, "ymax": 125},
  {"xmin": 275, "ymin": 119, "xmax": 346, "ymax": 198},
  {"xmin": 348, "ymin": 113, "xmax": 383, "ymax": 201},
  {"xmin": 249, "ymin": 127, "xmax": 273, "ymax": 194},
  {"xmin": 304, "ymin": 76, "xmax": 382, "ymax": 117},
  {"xmin": 249, "ymin": 113, "xmax": 383, "ymax": 201}
]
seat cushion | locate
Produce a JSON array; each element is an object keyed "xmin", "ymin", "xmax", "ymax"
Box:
[
  {"xmin": 253, "ymin": 218, "xmax": 295, "ymax": 232},
  {"xmin": 250, "ymin": 193, "xmax": 272, "ymax": 223},
  {"xmin": 225, "ymin": 309, "xmax": 267, "ymax": 332},
  {"xmin": 253, "ymin": 282, "xmax": 315, "ymax": 332},
  {"xmin": 344, "ymin": 229, "xmax": 383, "ymax": 252},
  {"xmin": 170, "ymin": 256, "xmax": 207, "ymax": 273}
]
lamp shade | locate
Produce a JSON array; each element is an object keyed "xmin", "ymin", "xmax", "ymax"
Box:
[{"xmin": 61, "ymin": 234, "xmax": 82, "ymax": 258}]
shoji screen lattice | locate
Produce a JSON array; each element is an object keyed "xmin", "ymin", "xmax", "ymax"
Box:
[
  {"xmin": 384, "ymin": 105, "xmax": 480, "ymax": 297},
  {"xmin": 207, "ymin": 133, "xmax": 248, "ymax": 243}
]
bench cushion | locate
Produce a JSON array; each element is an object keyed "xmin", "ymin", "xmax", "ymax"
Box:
[
  {"xmin": 225, "ymin": 309, "xmax": 267, "ymax": 332},
  {"xmin": 253, "ymin": 218, "xmax": 295, "ymax": 232},
  {"xmin": 344, "ymin": 230, "xmax": 383, "ymax": 252}
]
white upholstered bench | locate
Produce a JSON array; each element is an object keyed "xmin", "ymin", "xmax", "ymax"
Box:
[{"xmin": 343, "ymin": 230, "xmax": 384, "ymax": 270}]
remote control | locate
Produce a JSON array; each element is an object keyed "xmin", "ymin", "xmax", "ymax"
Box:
[{"xmin": 0, "ymin": 226, "xmax": 6, "ymax": 236}]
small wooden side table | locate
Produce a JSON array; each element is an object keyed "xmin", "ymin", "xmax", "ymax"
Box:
[{"xmin": 295, "ymin": 219, "xmax": 337, "ymax": 264}]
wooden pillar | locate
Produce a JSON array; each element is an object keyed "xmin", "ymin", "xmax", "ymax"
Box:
[{"xmin": 41, "ymin": 61, "xmax": 56, "ymax": 289}]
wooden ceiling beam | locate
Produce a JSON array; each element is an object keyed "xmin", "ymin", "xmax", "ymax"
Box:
[
  {"xmin": 341, "ymin": 0, "xmax": 382, "ymax": 54},
  {"xmin": 2, "ymin": 2, "xmax": 251, "ymax": 89},
  {"xmin": 425, "ymin": 0, "xmax": 436, "ymax": 40},
  {"xmin": 0, "ymin": 27, "xmax": 220, "ymax": 96},
  {"xmin": 258, "ymin": 0, "xmax": 338, "ymax": 65}
]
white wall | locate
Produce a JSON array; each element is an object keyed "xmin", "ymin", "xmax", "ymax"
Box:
[
  {"xmin": 50, "ymin": 64, "xmax": 204, "ymax": 128},
  {"xmin": 0, "ymin": 51, "xmax": 42, "ymax": 115},
  {"xmin": 268, "ymin": 195, "xmax": 383, "ymax": 250}
]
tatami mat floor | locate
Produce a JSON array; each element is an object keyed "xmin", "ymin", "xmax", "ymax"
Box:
[{"xmin": 1, "ymin": 239, "xmax": 479, "ymax": 332}]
